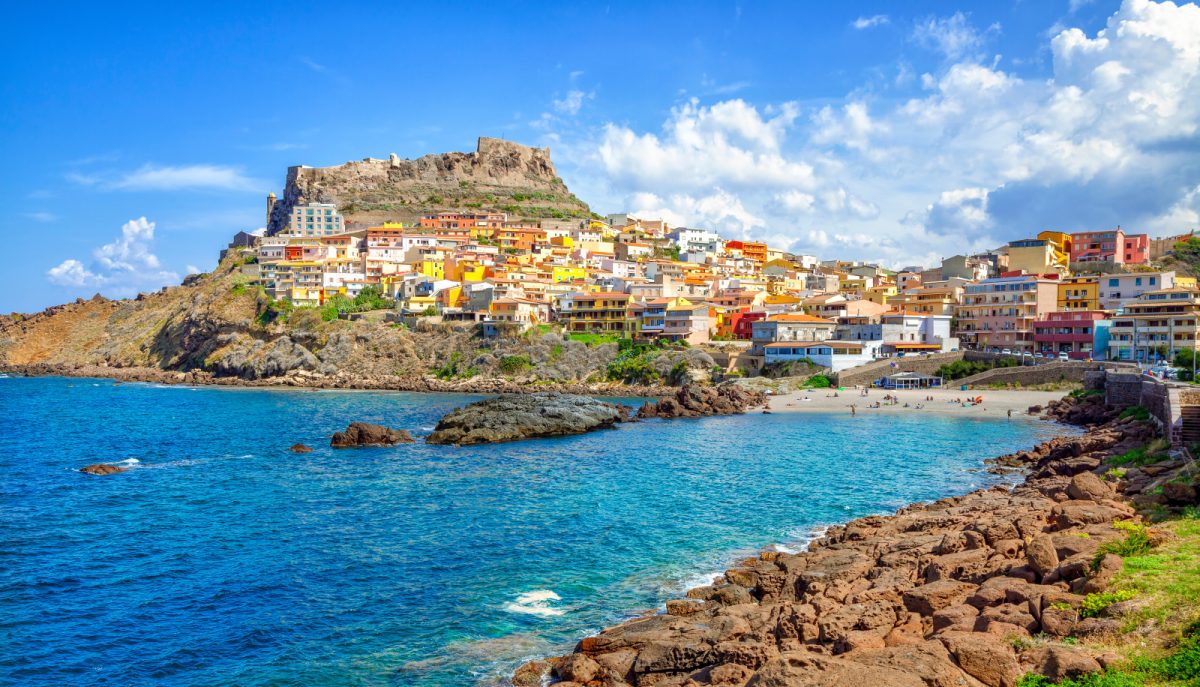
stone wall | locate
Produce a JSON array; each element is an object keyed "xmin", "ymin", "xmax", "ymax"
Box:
[
  {"xmin": 957, "ymin": 361, "xmax": 1113, "ymax": 389},
  {"xmin": 1105, "ymin": 373, "xmax": 1145, "ymax": 408},
  {"xmin": 834, "ymin": 351, "xmax": 964, "ymax": 387}
]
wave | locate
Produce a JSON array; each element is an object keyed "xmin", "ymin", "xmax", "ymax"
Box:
[
  {"xmin": 503, "ymin": 590, "xmax": 565, "ymax": 617},
  {"xmin": 111, "ymin": 458, "xmax": 141, "ymax": 467}
]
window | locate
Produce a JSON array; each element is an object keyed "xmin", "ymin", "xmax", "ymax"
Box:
[
  {"xmin": 1109, "ymin": 278, "xmax": 1119, "ymax": 287},
  {"xmin": 1150, "ymin": 277, "xmax": 1157, "ymax": 285}
]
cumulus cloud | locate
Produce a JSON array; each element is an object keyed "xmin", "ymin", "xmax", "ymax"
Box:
[
  {"xmin": 46, "ymin": 217, "xmax": 179, "ymax": 295},
  {"xmin": 852, "ymin": 14, "xmax": 889, "ymax": 30},
  {"xmin": 68, "ymin": 164, "xmax": 265, "ymax": 192},
  {"xmin": 559, "ymin": 0, "xmax": 1200, "ymax": 268}
]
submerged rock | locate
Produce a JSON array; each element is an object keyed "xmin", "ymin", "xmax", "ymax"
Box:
[
  {"xmin": 80, "ymin": 464, "xmax": 127, "ymax": 475},
  {"xmin": 289, "ymin": 443, "xmax": 314, "ymax": 453},
  {"xmin": 330, "ymin": 422, "xmax": 415, "ymax": 448},
  {"xmin": 426, "ymin": 392, "xmax": 630, "ymax": 445}
]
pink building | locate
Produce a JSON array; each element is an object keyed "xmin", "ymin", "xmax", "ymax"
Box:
[
  {"xmin": 1033, "ymin": 311, "xmax": 1109, "ymax": 360},
  {"xmin": 1070, "ymin": 228, "xmax": 1149, "ymax": 265},
  {"xmin": 956, "ymin": 273, "xmax": 1060, "ymax": 352}
]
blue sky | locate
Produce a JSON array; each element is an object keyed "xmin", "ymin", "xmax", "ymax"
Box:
[{"xmin": 3, "ymin": 0, "xmax": 1199, "ymax": 312}]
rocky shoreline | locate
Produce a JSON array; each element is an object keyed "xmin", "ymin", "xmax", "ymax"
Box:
[
  {"xmin": 0, "ymin": 362, "xmax": 674, "ymax": 398},
  {"xmin": 515, "ymin": 397, "xmax": 1165, "ymax": 687}
]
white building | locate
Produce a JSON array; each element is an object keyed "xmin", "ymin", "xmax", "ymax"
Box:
[
  {"xmin": 763, "ymin": 340, "xmax": 878, "ymax": 372},
  {"xmin": 1098, "ymin": 271, "xmax": 1175, "ymax": 312}
]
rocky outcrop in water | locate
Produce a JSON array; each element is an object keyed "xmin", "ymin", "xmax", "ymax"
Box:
[
  {"xmin": 289, "ymin": 443, "xmax": 314, "ymax": 453},
  {"xmin": 426, "ymin": 393, "xmax": 631, "ymax": 446},
  {"xmin": 80, "ymin": 464, "xmax": 127, "ymax": 475},
  {"xmin": 637, "ymin": 384, "xmax": 767, "ymax": 419},
  {"xmin": 518, "ymin": 400, "xmax": 1160, "ymax": 687},
  {"xmin": 330, "ymin": 422, "xmax": 415, "ymax": 448}
]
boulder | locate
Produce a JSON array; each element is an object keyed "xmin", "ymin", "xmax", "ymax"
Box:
[
  {"xmin": 289, "ymin": 443, "xmax": 314, "ymax": 453},
  {"xmin": 747, "ymin": 652, "xmax": 927, "ymax": 687},
  {"xmin": 426, "ymin": 393, "xmax": 629, "ymax": 445},
  {"xmin": 80, "ymin": 463, "xmax": 127, "ymax": 475},
  {"xmin": 637, "ymin": 384, "xmax": 766, "ymax": 419},
  {"xmin": 1025, "ymin": 535, "xmax": 1060, "ymax": 579},
  {"xmin": 1020, "ymin": 646, "xmax": 1102, "ymax": 683},
  {"xmin": 330, "ymin": 422, "xmax": 415, "ymax": 448},
  {"xmin": 512, "ymin": 659, "xmax": 551, "ymax": 687},
  {"xmin": 1067, "ymin": 472, "xmax": 1113, "ymax": 502},
  {"xmin": 903, "ymin": 580, "xmax": 977, "ymax": 616},
  {"xmin": 938, "ymin": 631, "xmax": 1023, "ymax": 687},
  {"xmin": 555, "ymin": 653, "xmax": 601, "ymax": 683},
  {"xmin": 1163, "ymin": 481, "xmax": 1198, "ymax": 505}
]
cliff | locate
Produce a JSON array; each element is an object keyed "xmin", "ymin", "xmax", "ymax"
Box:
[{"xmin": 266, "ymin": 137, "xmax": 591, "ymax": 233}]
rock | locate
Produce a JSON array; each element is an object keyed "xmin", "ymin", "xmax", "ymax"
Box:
[
  {"xmin": 932, "ymin": 604, "xmax": 979, "ymax": 633},
  {"xmin": 289, "ymin": 443, "xmax": 313, "ymax": 453},
  {"xmin": 636, "ymin": 384, "xmax": 766, "ymax": 419},
  {"xmin": 845, "ymin": 641, "xmax": 980, "ymax": 687},
  {"xmin": 1067, "ymin": 472, "xmax": 1113, "ymax": 502},
  {"xmin": 939, "ymin": 631, "xmax": 1023, "ymax": 687},
  {"xmin": 1082, "ymin": 554, "xmax": 1123, "ymax": 594},
  {"xmin": 1051, "ymin": 501, "xmax": 1131, "ymax": 530},
  {"xmin": 330, "ymin": 422, "xmax": 415, "ymax": 447},
  {"xmin": 512, "ymin": 659, "xmax": 551, "ymax": 686},
  {"xmin": 1163, "ymin": 481, "xmax": 1198, "ymax": 505},
  {"xmin": 555, "ymin": 653, "xmax": 601, "ymax": 683},
  {"xmin": 80, "ymin": 463, "xmax": 127, "ymax": 475},
  {"xmin": 1073, "ymin": 617, "xmax": 1122, "ymax": 637},
  {"xmin": 426, "ymin": 393, "xmax": 629, "ymax": 445},
  {"xmin": 1020, "ymin": 646, "xmax": 1102, "ymax": 683},
  {"xmin": 747, "ymin": 652, "xmax": 927, "ymax": 687},
  {"xmin": 1025, "ymin": 535, "xmax": 1060, "ymax": 579},
  {"xmin": 710, "ymin": 662, "xmax": 755, "ymax": 686},
  {"xmin": 903, "ymin": 580, "xmax": 977, "ymax": 615}
]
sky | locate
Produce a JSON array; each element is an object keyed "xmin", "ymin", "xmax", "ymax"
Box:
[{"xmin": 3, "ymin": 0, "xmax": 1199, "ymax": 312}]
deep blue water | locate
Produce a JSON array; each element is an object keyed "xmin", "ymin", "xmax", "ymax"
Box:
[{"xmin": 0, "ymin": 376, "xmax": 1066, "ymax": 686}]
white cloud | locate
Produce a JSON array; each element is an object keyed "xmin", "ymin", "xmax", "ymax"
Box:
[
  {"xmin": 67, "ymin": 164, "xmax": 265, "ymax": 192},
  {"xmin": 912, "ymin": 12, "xmax": 999, "ymax": 60},
  {"xmin": 559, "ymin": 0, "xmax": 1200, "ymax": 269},
  {"xmin": 46, "ymin": 217, "xmax": 179, "ymax": 295},
  {"xmin": 25, "ymin": 211, "xmax": 57, "ymax": 223},
  {"xmin": 852, "ymin": 14, "xmax": 889, "ymax": 30},
  {"xmin": 553, "ymin": 89, "xmax": 593, "ymax": 116},
  {"xmin": 46, "ymin": 259, "xmax": 100, "ymax": 287}
]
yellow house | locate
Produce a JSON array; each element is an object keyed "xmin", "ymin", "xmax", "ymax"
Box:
[
  {"xmin": 551, "ymin": 265, "xmax": 587, "ymax": 283},
  {"xmin": 550, "ymin": 235, "xmax": 574, "ymax": 248},
  {"xmin": 415, "ymin": 260, "xmax": 445, "ymax": 280},
  {"xmin": 865, "ymin": 284, "xmax": 897, "ymax": 306},
  {"xmin": 1057, "ymin": 275, "xmax": 1099, "ymax": 311},
  {"xmin": 1178, "ymin": 276, "xmax": 1198, "ymax": 290}
]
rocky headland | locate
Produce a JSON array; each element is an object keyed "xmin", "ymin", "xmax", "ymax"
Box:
[
  {"xmin": 637, "ymin": 385, "xmax": 768, "ymax": 420},
  {"xmin": 426, "ymin": 393, "xmax": 631, "ymax": 446},
  {"xmin": 516, "ymin": 397, "xmax": 1180, "ymax": 687}
]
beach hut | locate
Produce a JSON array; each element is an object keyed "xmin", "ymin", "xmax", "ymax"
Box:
[{"xmin": 880, "ymin": 372, "xmax": 943, "ymax": 390}]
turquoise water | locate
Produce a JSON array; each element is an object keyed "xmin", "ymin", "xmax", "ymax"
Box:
[{"xmin": 0, "ymin": 376, "xmax": 1065, "ymax": 686}]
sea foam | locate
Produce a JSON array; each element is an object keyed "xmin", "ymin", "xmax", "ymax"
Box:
[{"xmin": 504, "ymin": 590, "xmax": 565, "ymax": 617}]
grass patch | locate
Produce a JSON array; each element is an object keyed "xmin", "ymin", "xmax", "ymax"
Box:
[
  {"xmin": 567, "ymin": 332, "xmax": 623, "ymax": 346},
  {"xmin": 1093, "ymin": 521, "xmax": 1154, "ymax": 569},
  {"xmin": 498, "ymin": 355, "xmax": 531, "ymax": 375}
]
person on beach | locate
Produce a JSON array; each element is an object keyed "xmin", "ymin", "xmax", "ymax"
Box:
[{"xmin": 850, "ymin": 404, "xmax": 856, "ymax": 416}]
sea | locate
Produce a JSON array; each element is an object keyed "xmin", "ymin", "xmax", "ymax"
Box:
[{"xmin": 0, "ymin": 375, "xmax": 1067, "ymax": 686}]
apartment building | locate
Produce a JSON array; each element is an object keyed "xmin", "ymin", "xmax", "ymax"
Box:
[
  {"xmin": 1098, "ymin": 271, "xmax": 1175, "ymax": 311},
  {"xmin": 1108, "ymin": 288, "xmax": 1200, "ymax": 362},
  {"xmin": 559, "ymin": 292, "xmax": 632, "ymax": 335},
  {"xmin": 288, "ymin": 202, "xmax": 345, "ymax": 236},
  {"xmin": 956, "ymin": 274, "xmax": 1059, "ymax": 352}
]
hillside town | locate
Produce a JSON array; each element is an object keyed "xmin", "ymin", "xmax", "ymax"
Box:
[{"xmin": 226, "ymin": 197, "xmax": 1200, "ymax": 374}]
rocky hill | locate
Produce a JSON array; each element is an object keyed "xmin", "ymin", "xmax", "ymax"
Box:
[
  {"xmin": 266, "ymin": 137, "xmax": 592, "ymax": 233},
  {"xmin": 0, "ymin": 251, "xmax": 715, "ymax": 391}
]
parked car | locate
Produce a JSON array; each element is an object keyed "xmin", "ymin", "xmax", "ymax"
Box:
[
  {"xmin": 1058, "ymin": 352, "xmax": 1070, "ymax": 361},
  {"xmin": 1000, "ymin": 348, "xmax": 1012, "ymax": 355}
]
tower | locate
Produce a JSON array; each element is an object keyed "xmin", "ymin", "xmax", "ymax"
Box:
[{"xmin": 266, "ymin": 192, "xmax": 276, "ymax": 228}]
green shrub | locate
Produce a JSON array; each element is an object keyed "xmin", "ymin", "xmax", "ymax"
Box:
[
  {"xmin": 806, "ymin": 374, "xmax": 833, "ymax": 389},
  {"xmin": 1110, "ymin": 438, "xmax": 1170, "ymax": 467},
  {"xmin": 1119, "ymin": 406, "xmax": 1152, "ymax": 422},
  {"xmin": 1093, "ymin": 522, "xmax": 1153, "ymax": 569},
  {"xmin": 498, "ymin": 355, "xmax": 531, "ymax": 375},
  {"xmin": 1081, "ymin": 589, "xmax": 1137, "ymax": 618}
]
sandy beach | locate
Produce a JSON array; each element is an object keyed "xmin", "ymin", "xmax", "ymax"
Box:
[{"xmin": 766, "ymin": 385, "xmax": 1066, "ymax": 417}]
